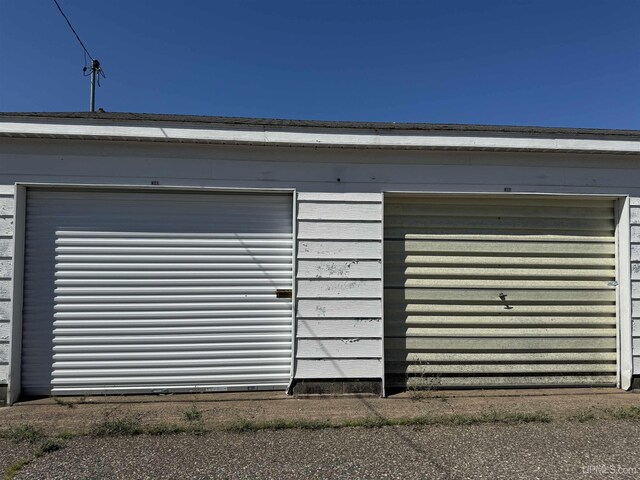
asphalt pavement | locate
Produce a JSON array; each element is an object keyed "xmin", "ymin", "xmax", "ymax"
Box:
[{"xmin": 5, "ymin": 421, "xmax": 640, "ymax": 479}]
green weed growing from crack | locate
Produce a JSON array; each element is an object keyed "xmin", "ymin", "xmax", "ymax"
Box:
[
  {"xmin": 4, "ymin": 438, "xmax": 66, "ymax": 480},
  {"xmin": 91, "ymin": 415, "xmax": 144, "ymax": 436},
  {"xmin": 1, "ymin": 424, "xmax": 43, "ymax": 443},
  {"xmin": 608, "ymin": 405, "xmax": 640, "ymax": 420},
  {"xmin": 182, "ymin": 404, "xmax": 203, "ymax": 423}
]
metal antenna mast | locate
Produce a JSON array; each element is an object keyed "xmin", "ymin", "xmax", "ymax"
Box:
[{"xmin": 89, "ymin": 59, "xmax": 101, "ymax": 112}]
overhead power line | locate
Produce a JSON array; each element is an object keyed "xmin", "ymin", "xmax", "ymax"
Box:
[
  {"xmin": 51, "ymin": 0, "xmax": 105, "ymax": 112},
  {"xmin": 52, "ymin": 0, "xmax": 94, "ymax": 61}
]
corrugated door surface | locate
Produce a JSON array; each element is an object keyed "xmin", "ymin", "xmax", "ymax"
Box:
[
  {"xmin": 384, "ymin": 196, "xmax": 617, "ymax": 389},
  {"xmin": 22, "ymin": 189, "xmax": 293, "ymax": 396}
]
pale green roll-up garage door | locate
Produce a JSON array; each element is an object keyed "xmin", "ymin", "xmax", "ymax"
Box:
[
  {"xmin": 21, "ymin": 189, "xmax": 293, "ymax": 397},
  {"xmin": 384, "ymin": 196, "xmax": 617, "ymax": 389}
]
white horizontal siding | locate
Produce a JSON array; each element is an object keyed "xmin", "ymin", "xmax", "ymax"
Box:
[
  {"xmin": 297, "ymin": 299, "xmax": 382, "ymax": 318},
  {"xmin": 298, "ymin": 202, "xmax": 381, "ymax": 221},
  {"xmin": 630, "ymin": 245, "xmax": 640, "ymax": 262},
  {"xmin": 295, "ymin": 359, "xmax": 382, "ymax": 379},
  {"xmin": 297, "ymin": 241, "xmax": 381, "ymax": 259},
  {"xmin": 297, "ymin": 339, "xmax": 381, "ymax": 358},
  {"xmin": 297, "ymin": 319, "xmax": 381, "ymax": 338},
  {"xmin": 0, "ymin": 322, "xmax": 8, "ymax": 341},
  {"xmin": 0, "ymin": 190, "xmax": 14, "ymax": 385},
  {"xmin": 0, "ymin": 239, "xmax": 12, "ymax": 257},
  {"xmin": 297, "ymin": 260, "xmax": 381, "ymax": 279},
  {"xmin": 0, "ymin": 280, "xmax": 10, "ymax": 298},
  {"xmin": 297, "ymin": 280, "xmax": 381, "ymax": 298},
  {"xmin": 0, "ymin": 218, "xmax": 13, "ymax": 236},
  {"xmin": 630, "ymin": 199, "xmax": 640, "ymax": 378},
  {"xmin": 4, "ymin": 139, "xmax": 640, "ymax": 194},
  {"xmin": 297, "ymin": 221, "xmax": 382, "ymax": 240},
  {"xmin": 295, "ymin": 193, "xmax": 383, "ymax": 380},
  {"xmin": 0, "ymin": 301, "xmax": 10, "ymax": 320},
  {"xmin": 0, "ymin": 261, "xmax": 12, "ymax": 278},
  {"xmin": 298, "ymin": 193, "xmax": 382, "ymax": 202}
]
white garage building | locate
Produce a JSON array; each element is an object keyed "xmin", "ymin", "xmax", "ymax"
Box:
[{"xmin": 0, "ymin": 112, "xmax": 639, "ymax": 404}]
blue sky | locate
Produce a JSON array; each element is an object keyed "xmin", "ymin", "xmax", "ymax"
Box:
[{"xmin": 1, "ymin": 1, "xmax": 639, "ymax": 128}]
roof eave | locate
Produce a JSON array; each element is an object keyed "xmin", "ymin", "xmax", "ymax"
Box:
[{"xmin": 0, "ymin": 117, "xmax": 639, "ymax": 155}]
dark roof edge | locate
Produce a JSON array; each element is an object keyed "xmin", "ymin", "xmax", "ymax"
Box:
[{"xmin": 1, "ymin": 112, "xmax": 639, "ymax": 138}]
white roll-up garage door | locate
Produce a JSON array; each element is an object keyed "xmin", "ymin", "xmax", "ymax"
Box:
[
  {"xmin": 21, "ymin": 189, "xmax": 293, "ymax": 396},
  {"xmin": 384, "ymin": 195, "xmax": 617, "ymax": 389}
]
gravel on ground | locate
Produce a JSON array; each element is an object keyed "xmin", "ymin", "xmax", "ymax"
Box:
[{"xmin": 5, "ymin": 421, "xmax": 640, "ymax": 480}]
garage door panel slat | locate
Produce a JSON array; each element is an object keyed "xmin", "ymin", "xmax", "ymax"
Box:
[
  {"xmin": 385, "ymin": 231, "xmax": 613, "ymax": 242},
  {"xmin": 385, "ymin": 215, "xmax": 613, "ymax": 231},
  {"xmin": 385, "ymin": 336, "xmax": 617, "ymax": 350},
  {"xmin": 386, "ymin": 327, "xmax": 616, "ymax": 337},
  {"xmin": 386, "ymin": 279, "xmax": 613, "ymax": 289},
  {"xmin": 388, "ymin": 363, "xmax": 616, "ymax": 374},
  {"xmin": 53, "ymin": 309, "xmax": 293, "ymax": 319},
  {"xmin": 53, "ymin": 357, "xmax": 293, "ymax": 368},
  {"xmin": 53, "ymin": 349, "xmax": 292, "ymax": 360},
  {"xmin": 384, "ymin": 254, "xmax": 615, "ymax": 266},
  {"xmin": 51, "ymin": 373, "xmax": 291, "ymax": 386},
  {"xmin": 385, "ymin": 288, "xmax": 615, "ymax": 303},
  {"xmin": 55, "ymin": 286, "xmax": 291, "ymax": 294},
  {"xmin": 385, "ymin": 352, "xmax": 617, "ymax": 362},
  {"xmin": 385, "ymin": 267, "xmax": 615, "ymax": 279},
  {"xmin": 54, "ymin": 317, "xmax": 294, "ymax": 327},
  {"xmin": 386, "ymin": 304, "xmax": 616, "ymax": 314},
  {"xmin": 384, "ymin": 203, "xmax": 613, "ymax": 219},
  {"xmin": 400, "ymin": 315, "xmax": 616, "ymax": 326},
  {"xmin": 385, "ymin": 240, "xmax": 614, "ymax": 256},
  {"xmin": 53, "ymin": 365, "xmax": 293, "ymax": 377},
  {"xmin": 53, "ymin": 341, "xmax": 292, "ymax": 352},
  {"xmin": 388, "ymin": 375, "xmax": 618, "ymax": 388}
]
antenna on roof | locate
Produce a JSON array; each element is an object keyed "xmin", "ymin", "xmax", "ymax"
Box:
[
  {"xmin": 52, "ymin": 0, "xmax": 106, "ymax": 112},
  {"xmin": 89, "ymin": 59, "xmax": 101, "ymax": 112}
]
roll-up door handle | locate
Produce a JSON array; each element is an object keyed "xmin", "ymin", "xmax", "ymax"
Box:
[
  {"xmin": 276, "ymin": 289, "xmax": 292, "ymax": 299},
  {"xmin": 498, "ymin": 292, "xmax": 513, "ymax": 310}
]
